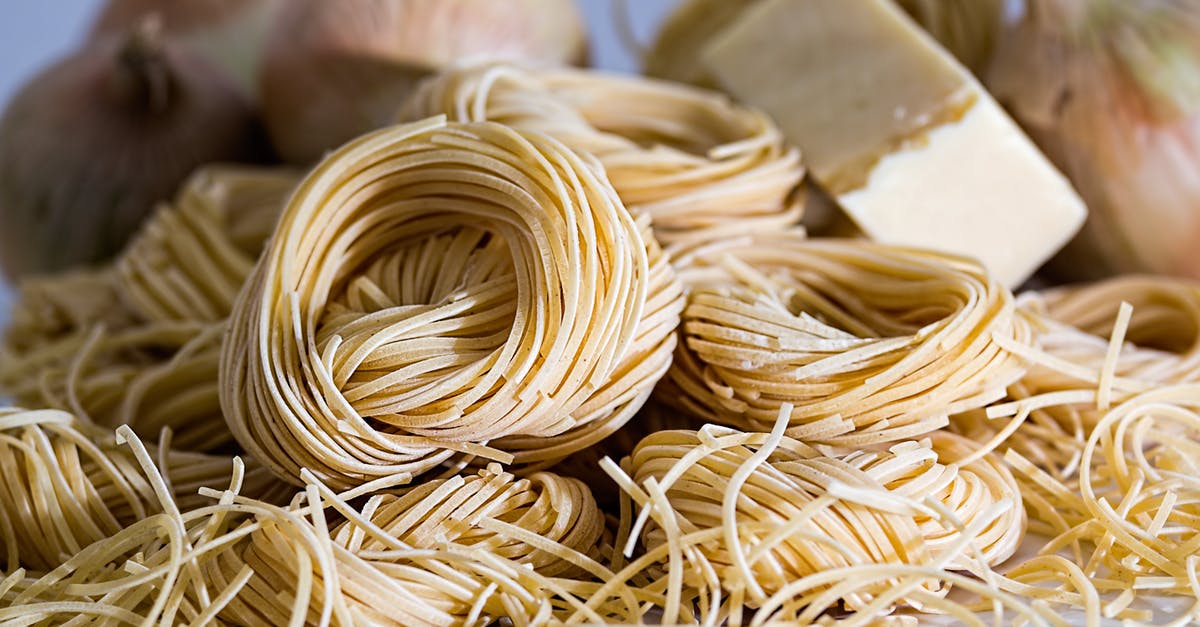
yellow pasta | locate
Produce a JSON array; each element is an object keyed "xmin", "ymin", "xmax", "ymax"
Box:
[
  {"xmin": 399, "ymin": 62, "xmax": 805, "ymax": 254},
  {"xmin": 0, "ymin": 166, "xmax": 297, "ymax": 451},
  {"xmin": 663, "ymin": 233, "xmax": 1030, "ymax": 446},
  {"xmin": 1, "ymin": 425, "xmax": 652, "ymax": 626},
  {"xmin": 0, "ymin": 408, "xmax": 287, "ymax": 573},
  {"xmin": 954, "ymin": 275, "xmax": 1200, "ymax": 478},
  {"xmin": 599, "ymin": 411, "xmax": 1029, "ymax": 625},
  {"xmin": 1002, "ymin": 385, "xmax": 1200, "ymax": 620},
  {"xmin": 220, "ymin": 117, "xmax": 682, "ymax": 489},
  {"xmin": 115, "ymin": 166, "xmax": 299, "ymax": 324},
  {"xmin": 2, "ymin": 266, "xmax": 136, "ymax": 356},
  {"xmin": 210, "ymin": 465, "xmax": 609, "ymax": 626}
]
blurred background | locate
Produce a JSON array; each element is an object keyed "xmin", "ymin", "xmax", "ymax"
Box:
[
  {"xmin": 0, "ymin": 0, "xmax": 682, "ymax": 324},
  {"xmin": 0, "ymin": 1, "xmax": 678, "ymax": 125}
]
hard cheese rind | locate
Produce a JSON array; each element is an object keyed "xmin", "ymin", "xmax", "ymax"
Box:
[{"xmin": 701, "ymin": 0, "xmax": 1086, "ymax": 287}]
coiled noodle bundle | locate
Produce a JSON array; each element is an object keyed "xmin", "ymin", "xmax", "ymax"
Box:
[
  {"xmin": 115, "ymin": 166, "xmax": 299, "ymax": 324},
  {"xmin": 221, "ymin": 117, "xmax": 681, "ymax": 488},
  {"xmin": 400, "ymin": 63, "xmax": 805, "ymax": 253},
  {"xmin": 953, "ymin": 275, "xmax": 1200, "ymax": 477},
  {"xmin": 210, "ymin": 465, "xmax": 605, "ymax": 626},
  {"xmin": 0, "ymin": 408, "xmax": 285, "ymax": 572},
  {"xmin": 614, "ymin": 420, "xmax": 1023, "ymax": 616},
  {"xmin": 0, "ymin": 166, "xmax": 297, "ymax": 451},
  {"xmin": 664, "ymin": 234, "xmax": 1030, "ymax": 446}
]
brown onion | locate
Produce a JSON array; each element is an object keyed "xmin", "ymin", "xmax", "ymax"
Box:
[
  {"xmin": 0, "ymin": 18, "xmax": 267, "ymax": 279},
  {"xmin": 643, "ymin": 0, "xmax": 757, "ymax": 88},
  {"xmin": 259, "ymin": 0, "xmax": 589, "ymax": 164},
  {"xmin": 989, "ymin": 0, "xmax": 1200, "ymax": 280},
  {"xmin": 88, "ymin": 0, "xmax": 281, "ymax": 98},
  {"xmin": 894, "ymin": 0, "xmax": 1004, "ymax": 75}
]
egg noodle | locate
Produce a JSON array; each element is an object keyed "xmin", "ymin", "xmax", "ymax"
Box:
[{"xmin": 2, "ymin": 67, "xmax": 1200, "ymax": 624}]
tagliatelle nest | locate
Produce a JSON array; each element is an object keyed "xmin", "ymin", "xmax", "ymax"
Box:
[
  {"xmin": 0, "ymin": 166, "xmax": 298, "ymax": 452},
  {"xmin": 953, "ymin": 275, "xmax": 1200, "ymax": 478},
  {"xmin": 115, "ymin": 166, "xmax": 300, "ymax": 324},
  {"xmin": 662, "ymin": 233, "xmax": 1030, "ymax": 447},
  {"xmin": 0, "ymin": 407, "xmax": 287, "ymax": 573},
  {"xmin": 399, "ymin": 62, "xmax": 805, "ymax": 254},
  {"xmin": 1, "ymin": 428, "xmax": 647, "ymax": 626},
  {"xmin": 210, "ymin": 465, "xmax": 606, "ymax": 626},
  {"xmin": 1002, "ymin": 384, "xmax": 1200, "ymax": 615},
  {"xmin": 598, "ymin": 412, "xmax": 1027, "ymax": 625},
  {"xmin": 220, "ymin": 117, "xmax": 683, "ymax": 489}
]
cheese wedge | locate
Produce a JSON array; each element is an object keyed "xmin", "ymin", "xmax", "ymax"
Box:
[{"xmin": 701, "ymin": 0, "xmax": 1086, "ymax": 287}]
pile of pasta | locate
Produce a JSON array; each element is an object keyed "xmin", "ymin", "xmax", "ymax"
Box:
[
  {"xmin": 2, "ymin": 64, "xmax": 1200, "ymax": 625},
  {"xmin": 0, "ymin": 166, "xmax": 298, "ymax": 452},
  {"xmin": 398, "ymin": 62, "xmax": 806, "ymax": 256}
]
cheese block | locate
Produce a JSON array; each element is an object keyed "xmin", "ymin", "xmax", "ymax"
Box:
[{"xmin": 700, "ymin": 0, "xmax": 1087, "ymax": 287}]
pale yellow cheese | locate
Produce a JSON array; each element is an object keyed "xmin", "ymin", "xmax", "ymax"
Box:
[{"xmin": 701, "ymin": 0, "xmax": 1087, "ymax": 287}]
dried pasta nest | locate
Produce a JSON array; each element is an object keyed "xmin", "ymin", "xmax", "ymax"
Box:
[
  {"xmin": 1, "ymin": 321, "xmax": 225, "ymax": 451},
  {"xmin": 0, "ymin": 166, "xmax": 297, "ymax": 451},
  {"xmin": 662, "ymin": 233, "xmax": 1030, "ymax": 446},
  {"xmin": 209, "ymin": 465, "xmax": 605, "ymax": 626},
  {"xmin": 399, "ymin": 62, "xmax": 805, "ymax": 254},
  {"xmin": 115, "ymin": 166, "xmax": 300, "ymax": 324},
  {"xmin": 220, "ymin": 117, "xmax": 683, "ymax": 489},
  {"xmin": 2, "ymin": 266, "xmax": 136, "ymax": 355},
  {"xmin": 0, "ymin": 407, "xmax": 287, "ymax": 573},
  {"xmin": 1000, "ymin": 384, "xmax": 1200, "ymax": 616},
  {"xmin": 953, "ymin": 275, "xmax": 1200, "ymax": 477},
  {"xmin": 1036, "ymin": 274, "xmax": 1200, "ymax": 375},
  {"xmin": 614, "ymin": 420, "xmax": 1024, "ymax": 617}
]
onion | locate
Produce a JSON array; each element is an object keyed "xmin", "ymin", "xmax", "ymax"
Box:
[
  {"xmin": 989, "ymin": 0, "xmax": 1200, "ymax": 280},
  {"xmin": 88, "ymin": 0, "xmax": 280, "ymax": 97},
  {"xmin": 259, "ymin": 0, "xmax": 589, "ymax": 164},
  {"xmin": 643, "ymin": 0, "xmax": 757, "ymax": 88},
  {"xmin": 0, "ymin": 18, "xmax": 267, "ymax": 279},
  {"xmin": 894, "ymin": 0, "xmax": 1005, "ymax": 75}
]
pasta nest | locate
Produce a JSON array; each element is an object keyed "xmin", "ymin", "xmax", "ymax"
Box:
[
  {"xmin": 1003, "ymin": 384, "xmax": 1200, "ymax": 604},
  {"xmin": 209, "ymin": 465, "xmax": 604, "ymax": 626},
  {"xmin": 399, "ymin": 62, "xmax": 805, "ymax": 254},
  {"xmin": 663, "ymin": 233, "xmax": 1031, "ymax": 446},
  {"xmin": 220, "ymin": 117, "xmax": 683, "ymax": 489},
  {"xmin": 620, "ymin": 423, "xmax": 1024, "ymax": 615},
  {"xmin": 954, "ymin": 275, "xmax": 1200, "ymax": 477},
  {"xmin": 0, "ymin": 408, "xmax": 286, "ymax": 572},
  {"xmin": 0, "ymin": 166, "xmax": 297, "ymax": 452}
]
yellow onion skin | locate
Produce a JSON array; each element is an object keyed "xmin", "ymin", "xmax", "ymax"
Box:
[
  {"xmin": 894, "ymin": 0, "xmax": 1003, "ymax": 75},
  {"xmin": 989, "ymin": 0, "xmax": 1200, "ymax": 280},
  {"xmin": 88, "ymin": 0, "xmax": 282, "ymax": 98},
  {"xmin": 643, "ymin": 0, "xmax": 757, "ymax": 88},
  {"xmin": 259, "ymin": 0, "xmax": 589, "ymax": 164},
  {"xmin": 0, "ymin": 30, "xmax": 267, "ymax": 279}
]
